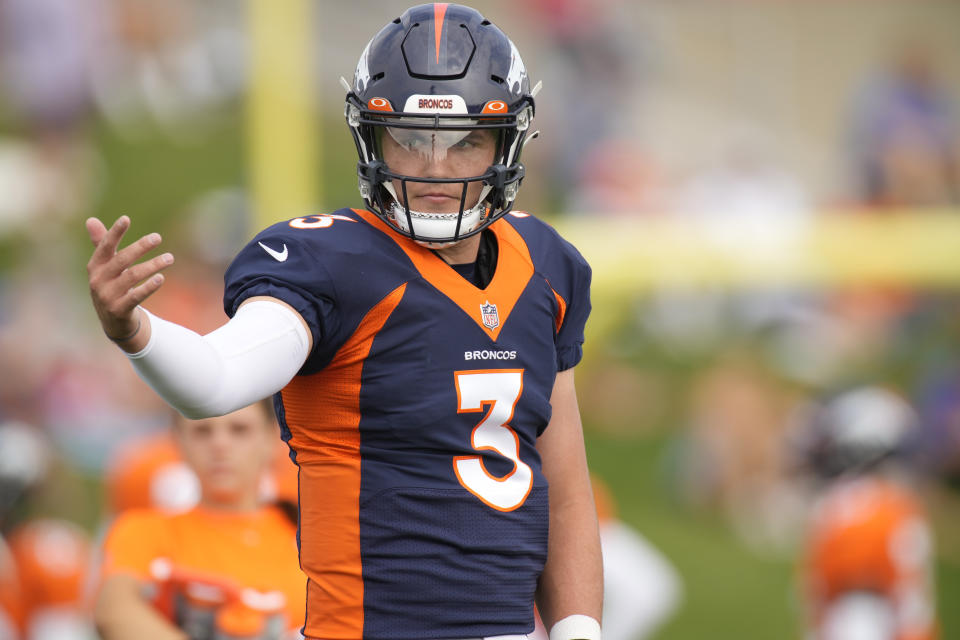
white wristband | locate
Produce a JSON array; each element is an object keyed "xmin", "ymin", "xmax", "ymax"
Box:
[{"xmin": 549, "ymin": 614, "xmax": 601, "ymax": 640}]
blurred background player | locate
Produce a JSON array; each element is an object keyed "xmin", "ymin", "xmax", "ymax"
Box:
[
  {"xmin": 102, "ymin": 419, "xmax": 298, "ymax": 519},
  {"xmin": 104, "ymin": 429, "xmax": 199, "ymax": 516},
  {"xmin": 797, "ymin": 386, "xmax": 938, "ymax": 640},
  {"xmin": 5, "ymin": 518, "xmax": 92, "ymax": 640},
  {"xmin": 94, "ymin": 401, "xmax": 305, "ymax": 640},
  {"xmin": 0, "ymin": 419, "xmax": 95, "ymax": 640}
]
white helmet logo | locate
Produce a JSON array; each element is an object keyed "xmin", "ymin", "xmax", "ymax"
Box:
[
  {"xmin": 506, "ymin": 39, "xmax": 527, "ymax": 95},
  {"xmin": 354, "ymin": 39, "xmax": 373, "ymax": 93}
]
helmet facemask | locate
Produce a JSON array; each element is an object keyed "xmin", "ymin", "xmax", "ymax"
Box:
[{"xmin": 347, "ymin": 99, "xmax": 532, "ymax": 245}]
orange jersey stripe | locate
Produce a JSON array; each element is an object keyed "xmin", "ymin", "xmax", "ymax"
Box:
[
  {"xmin": 352, "ymin": 209, "xmax": 534, "ymax": 341},
  {"xmin": 281, "ymin": 284, "xmax": 407, "ymax": 640},
  {"xmin": 550, "ymin": 285, "xmax": 567, "ymax": 333}
]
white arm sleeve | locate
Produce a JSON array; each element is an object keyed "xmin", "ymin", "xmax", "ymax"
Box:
[{"xmin": 126, "ymin": 300, "xmax": 311, "ymax": 419}]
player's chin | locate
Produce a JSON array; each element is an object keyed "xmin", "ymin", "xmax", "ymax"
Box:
[
  {"xmin": 202, "ymin": 474, "xmax": 244, "ymax": 497},
  {"xmin": 406, "ymin": 195, "xmax": 461, "ymax": 213},
  {"xmin": 414, "ymin": 239, "xmax": 458, "ymax": 249}
]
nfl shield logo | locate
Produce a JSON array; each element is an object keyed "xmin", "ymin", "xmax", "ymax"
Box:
[{"xmin": 480, "ymin": 301, "xmax": 499, "ymax": 330}]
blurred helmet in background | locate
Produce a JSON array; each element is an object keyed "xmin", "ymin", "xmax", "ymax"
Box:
[
  {"xmin": 804, "ymin": 387, "xmax": 919, "ymax": 478},
  {"xmin": 0, "ymin": 421, "xmax": 51, "ymax": 521}
]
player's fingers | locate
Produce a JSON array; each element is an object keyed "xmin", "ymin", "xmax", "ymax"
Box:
[
  {"xmin": 85, "ymin": 217, "xmax": 108, "ymax": 247},
  {"xmin": 119, "ymin": 273, "xmax": 167, "ymax": 309},
  {"xmin": 86, "ymin": 218, "xmax": 115, "ymax": 275},
  {"xmin": 88, "ymin": 216, "xmax": 132, "ymax": 273},
  {"xmin": 102, "ymin": 232, "xmax": 163, "ymax": 279},
  {"xmin": 92, "ymin": 216, "xmax": 130, "ymax": 260},
  {"xmin": 117, "ymin": 252, "xmax": 175, "ymax": 290},
  {"xmin": 93, "ymin": 249, "xmax": 172, "ymax": 315}
]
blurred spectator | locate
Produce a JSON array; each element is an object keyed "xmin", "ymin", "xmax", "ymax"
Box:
[
  {"xmin": 0, "ymin": 0, "xmax": 106, "ymax": 231},
  {"xmin": 102, "ymin": 421, "xmax": 298, "ymax": 519},
  {"xmin": 0, "ymin": 136, "xmax": 102, "ymax": 236},
  {"xmin": 0, "ymin": 0, "xmax": 103, "ymax": 130},
  {"xmin": 521, "ymin": 0, "xmax": 647, "ymax": 213},
  {"xmin": 569, "ymin": 138, "xmax": 667, "ymax": 215},
  {"xmin": 848, "ymin": 40, "xmax": 959, "ymax": 209},
  {"xmin": 914, "ymin": 363, "xmax": 960, "ymax": 485},
  {"xmin": 94, "ymin": 402, "xmax": 305, "ymax": 640},
  {"xmin": 0, "ymin": 269, "xmax": 169, "ymax": 473},
  {"xmin": 676, "ymin": 124, "xmax": 811, "ymax": 250},
  {"xmin": 797, "ymin": 387, "xmax": 937, "ymax": 640},
  {"xmin": 104, "ymin": 431, "xmax": 200, "ymax": 517},
  {"xmin": 678, "ymin": 349, "xmax": 810, "ymax": 554},
  {"xmin": 91, "ymin": 0, "xmax": 247, "ymax": 139}
]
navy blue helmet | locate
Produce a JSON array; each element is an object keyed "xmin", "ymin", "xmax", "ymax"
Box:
[{"xmin": 345, "ymin": 3, "xmax": 536, "ymax": 244}]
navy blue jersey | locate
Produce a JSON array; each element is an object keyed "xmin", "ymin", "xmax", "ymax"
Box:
[{"xmin": 223, "ymin": 208, "xmax": 591, "ymax": 640}]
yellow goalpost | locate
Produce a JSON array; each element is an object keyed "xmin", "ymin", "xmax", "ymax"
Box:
[{"xmin": 246, "ymin": 0, "xmax": 320, "ymax": 229}]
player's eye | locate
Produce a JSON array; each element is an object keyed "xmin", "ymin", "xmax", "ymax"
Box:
[
  {"xmin": 457, "ymin": 132, "xmax": 494, "ymax": 150},
  {"xmin": 230, "ymin": 421, "xmax": 252, "ymax": 437}
]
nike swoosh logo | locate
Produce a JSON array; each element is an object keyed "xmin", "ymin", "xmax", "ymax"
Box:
[{"xmin": 258, "ymin": 241, "xmax": 288, "ymax": 262}]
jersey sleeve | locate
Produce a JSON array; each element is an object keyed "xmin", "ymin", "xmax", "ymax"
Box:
[
  {"xmin": 553, "ymin": 239, "xmax": 592, "ymax": 371},
  {"xmin": 503, "ymin": 213, "xmax": 593, "ymax": 371},
  {"xmin": 100, "ymin": 510, "xmax": 168, "ymax": 581},
  {"xmin": 223, "ymin": 224, "xmax": 340, "ymax": 371}
]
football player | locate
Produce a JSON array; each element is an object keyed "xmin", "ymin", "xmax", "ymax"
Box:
[
  {"xmin": 798, "ymin": 387, "xmax": 938, "ymax": 640},
  {"xmin": 85, "ymin": 4, "xmax": 601, "ymax": 640},
  {"xmin": 6, "ymin": 519, "xmax": 93, "ymax": 640}
]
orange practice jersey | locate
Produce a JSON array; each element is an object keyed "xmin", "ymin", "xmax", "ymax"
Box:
[
  {"xmin": 803, "ymin": 477, "xmax": 937, "ymax": 640},
  {"xmin": 0, "ymin": 538, "xmax": 22, "ymax": 636},
  {"xmin": 6, "ymin": 519, "xmax": 93, "ymax": 639},
  {"xmin": 100, "ymin": 506, "xmax": 306, "ymax": 632}
]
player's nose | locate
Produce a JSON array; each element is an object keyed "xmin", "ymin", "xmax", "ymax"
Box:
[{"xmin": 420, "ymin": 153, "xmax": 459, "ymax": 179}]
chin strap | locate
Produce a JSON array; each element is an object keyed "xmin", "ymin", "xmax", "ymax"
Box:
[{"xmin": 382, "ymin": 181, "xmax": 493, "ymax": 240}]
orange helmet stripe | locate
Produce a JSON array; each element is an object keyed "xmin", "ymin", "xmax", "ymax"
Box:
[{"xmin": 434, "ymin": 3, "xmax": 449, "ymax": 64}]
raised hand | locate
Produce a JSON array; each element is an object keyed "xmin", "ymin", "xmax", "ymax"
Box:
[{"xmin": 86, "ymin": 216, "xmax": 174, "ymax": 349}]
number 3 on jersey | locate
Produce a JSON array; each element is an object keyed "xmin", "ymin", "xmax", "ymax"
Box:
[{"xmin": 453, "ymin": 370, "xmax": 533, "ymax": 512}]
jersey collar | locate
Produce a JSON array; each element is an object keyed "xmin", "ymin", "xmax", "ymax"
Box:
[{"xmin": 352, "ymin": 208, "xmax": 534, "ymax": 341}]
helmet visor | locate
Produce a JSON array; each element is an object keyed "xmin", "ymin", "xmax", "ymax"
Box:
[{"xmin": 379, "ymin": 126, "xmax": 499, "ymax": 175}]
